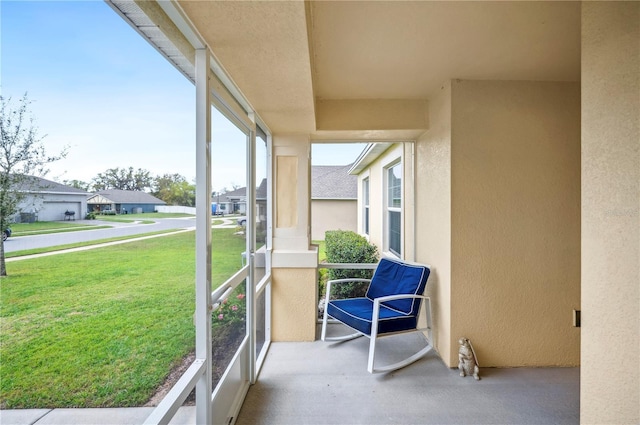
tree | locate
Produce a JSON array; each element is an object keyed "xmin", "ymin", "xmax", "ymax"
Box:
[
  {"xmin": 0, "ymin": 94, "xmax": 67, "ymax": 276},
  {"xmin": 91, "ymin": 167, "xmax": 152, "ymax": 192},
  {"xmin": 63, "ymin": 179, "xmax": 91, "ymax": 191},
  {"xmin": 152, "ymin": 173, "xmax": 195, "ymax": 206}
]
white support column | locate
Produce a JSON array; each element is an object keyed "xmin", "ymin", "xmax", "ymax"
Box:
[
  {"xmin": 247, "ymin": 116, "xmax": 257, "ymax": 383},
  {"xmin": 195, "ymin": 47, "xmax": 212, "ymax": 425},
  {"xmin": 270, "ymin": 135, "xmax": 318, "ymax": 341}
]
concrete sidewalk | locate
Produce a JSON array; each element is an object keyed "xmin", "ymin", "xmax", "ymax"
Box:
[{"xmin": 0, "ymin": 406, "xmax": 196, "ymax": 425}]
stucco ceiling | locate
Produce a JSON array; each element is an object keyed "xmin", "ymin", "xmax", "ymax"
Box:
[{"xmin": 177, "ymin": 0, "xmax": 581, "ymax": 138}]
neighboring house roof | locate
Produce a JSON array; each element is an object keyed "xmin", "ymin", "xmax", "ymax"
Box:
[
  {"xmin": 312, "ymin": 164, "xmax": 357, "ymax": 199},
  {"xmin": 256, "ymin": 178, "xmax": 267, "ymax": 200},
  {"xmin": 87, "ymin": 189, "xmax": 166, "ymax": 205},
  {"xmin": 222, "ymin": 187, "xmax": 246, "ymax": 200},
  {"xmin": 14, "ymin": 176, "xmax": 89, "ymax": 195},
  {"xmin": 221, "ymin": 178, "xmax": 268, "ymax": 202},
  {"xmin": 86, "ymin": 194, "xmax": 113, "ymax": 205},
  {"xmin": 221, "ymin": 168, "xmax": 356, "ymax": 201}
]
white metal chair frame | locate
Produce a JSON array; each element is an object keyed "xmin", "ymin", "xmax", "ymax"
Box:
[{"xmin": 321, "ymin": 277, "xmax": 434, "ymax": 374}]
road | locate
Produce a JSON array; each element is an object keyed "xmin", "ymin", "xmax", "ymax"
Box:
[{"xmin": 3, "ymin": 217, "xmax": 199, "ymax": 253}]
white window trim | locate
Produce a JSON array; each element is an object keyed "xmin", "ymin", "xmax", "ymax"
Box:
[
  {"xmin": 363, "ymin": 176, "xmax": 370, "ymax": 237},
  {"xmin": 384, "ymin": 159, "xmax": 402, "ymax": 259}
]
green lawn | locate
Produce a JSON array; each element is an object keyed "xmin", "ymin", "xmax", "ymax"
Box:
[
  {"xmin": 0, "ymin": 227, "xmax": 246, "ymax": 409},
  {"xmin": 4, "ymin": 230, "xmax": 182, "ymax": 259},
  {"xmin": 93, "ymin": 217, "xmax": 154, "ymax": 224},
  {"xmin": 313, "ymin": 240, "xmax": 326, "ymax": 262},
  {"xmin": 9, "ymin": 221, "xmax": 112, "ymax": 237},
  {"xmin": 90, "ymin": 212, "xmax": 192, "ymax": 224}
]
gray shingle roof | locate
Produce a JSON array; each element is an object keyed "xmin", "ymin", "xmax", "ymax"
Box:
[
  {"xmin": 219, "ymin": 171, "xmax": 355, "ymax": 202},
  {"xmin": 222, "ymin": 187, "xmax": 246, "ymax": 198},
  {"xmin": 312, "ymin": 164, "xmax": 357, "ymax": 199},
  {"xmin": 15, "ymin": 176, "xmax": 90, "ymax": 194},
  {"xmin": 90, "ymin": 189, "xmax": 166, "ymax": 205},
  {"xmin": 257, "ymin": 178, "xmax": 267, "ymax": 200},
  {"xmin": 221, "ymin": 179, "xmax": 268, "ymax": 200}
]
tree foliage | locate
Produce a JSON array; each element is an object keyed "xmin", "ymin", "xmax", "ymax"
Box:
[
  {"xmin": 63, "ymin": 179, "xmax": 91, "ymax": 191},
  {"xmin": 152, "ymin": 173, "xmax": 195, "ymax": 206},
  {"xmin": 0, "ymin": 94, "xmax": 67, "ymax": 276},
  {"xmin": 87, "ymin": 168, "xmax": 195, "ymax": 206},
  {"xmin": 91, "ymin": 167, "xmax": 152, "ymax": 192}
]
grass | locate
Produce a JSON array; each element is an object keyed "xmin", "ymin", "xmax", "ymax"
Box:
[
  {"xmin": 0, "ymin": 227, "xmax": 246, "ymax": 409},
  {"xmin": 98, "ymin": 212, "xmax": 193, "ymax": 220},
  {"xmin": 95, "ymin": 217, "xmax": 154, "ymax": 224},
  {"xmin": 9, "ymin": 222, "xmax": 112, "ymax": 237},
  {"xmin": 7, "ymin": 213, "xmax": 194, "ymax": 236},
  {"xmin": 4, "ymin": 230, "xmax": 182, "ymax": 258},
  {"xmin": 313, "ymin": 240, "xmax": 327, "ymax": 262}
]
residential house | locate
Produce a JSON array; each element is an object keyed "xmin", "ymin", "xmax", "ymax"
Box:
[
  {"xmin": 219, "ymin": 187, "xmax": 246, "ymax": 215},
  {"xmin": 87, "ymin": 189, "xmax": 166, "ymax": 214},
  {"xmin": 311, "ymin": 164, "xmax": 357, "ymax": 241},
  {"xmin": 230, "ymin": 169, "xmax": 357, "ymax": 241},
  {"xmin": 105, "ymin": 2, "xmax": 638, "ymax": 424},
  {"xmin": 219, "ymin": 179, "xmax": 268, "ymax": 219},
  {"xmin": 10, "ymin": 176, "xmax": 89, "ymax": 222},
  {"xmin": 348, "ymin": 144, "xmax": 412, "ymax": 258}
]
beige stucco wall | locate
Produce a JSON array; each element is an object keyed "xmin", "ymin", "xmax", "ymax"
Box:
[
  {"xmin": 451, "ymin": 80, "xmax": 581, "ymax": 367},
  {"xmin": 271, "ymin": 267, "xmax": 317, "ymax": 341},
  {"xmin": 581, "ymin": 3, "xmax": 640, "ymax": 424},
  {"xmin": 403, "ymin": 143, "xmax": 416, "ymax": 261},
  {"xmin": 416, "ymin": 80, "xmax": 581, "ymax": 367},
  {"xmin": 311, "ymin": 199, "xmax": 357, "ymax": 241},
  {"xmin": 316, "ymin": 99, "xmax": 428, "ymax": 131},
  {"xmin": 415, "ymin": 81, "xmax": 453, "ymax": 363}
]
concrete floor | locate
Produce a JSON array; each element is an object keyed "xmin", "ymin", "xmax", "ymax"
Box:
[{"xmin": 236, "ymin": 331, "xmax": 579, "ymax": 425}]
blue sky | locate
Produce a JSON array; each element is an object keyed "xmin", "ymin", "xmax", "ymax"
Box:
[{"xmin": 1, "ymin": 1, "xmax": 365, "ymax": 191}]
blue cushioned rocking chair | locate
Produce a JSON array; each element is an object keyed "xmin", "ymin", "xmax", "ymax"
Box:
[{"xmin": 321, "ymin": 258, "xmax": 433, "ymax": 373}]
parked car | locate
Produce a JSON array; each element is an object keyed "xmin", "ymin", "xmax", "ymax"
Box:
[
  {"xmin": 237, "ymin": 217, "xmax": 247, "ymax": 226},
  {"xmin": 2, "ymin": 227, "xmax": 12, "ymax": 242}
]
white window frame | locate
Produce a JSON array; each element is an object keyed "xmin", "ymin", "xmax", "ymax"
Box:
[
  {"xmin": 385, "ymin": 160, "xmax": 402, "ymax": 258},
  {"xmin": 363, "ymin": 177, "xmax": 370, "ymax": 236}
]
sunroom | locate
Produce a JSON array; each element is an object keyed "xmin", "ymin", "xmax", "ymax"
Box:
[{"xmin": 105, "ymin": 1, "xmax": 638, "ymax": 425}]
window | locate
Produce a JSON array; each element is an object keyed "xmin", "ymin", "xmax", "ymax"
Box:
[
  {"xmin": 387, "ymin": 162, "xmax": 402, "ymax": 256},
  {"xmin": 363, "ymin": 178, "xmax": 370, "ymax": 235}
]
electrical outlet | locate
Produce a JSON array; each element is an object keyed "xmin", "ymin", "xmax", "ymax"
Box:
[{"xmin": 573, "ymin": 310, "xmax": 581, "ymax": 327}]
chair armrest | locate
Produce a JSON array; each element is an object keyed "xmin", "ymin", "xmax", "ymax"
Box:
[
  {"xmin": 373, "ymin": 294, "xmax": 429, "ymax": 304},
  {"xmin": 371, "ymin": 294, "xmax": 431, "ymax": 321},
  {"xmin": 325, "ymin": 278, "xmax": 371, "ymax": 301},
  {"xmin": 327, "ymin": 278, "xmax": 372, "ymax": 286}
]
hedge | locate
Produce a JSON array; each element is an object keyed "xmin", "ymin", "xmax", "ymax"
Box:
[{"xmin": 324, "ymin": 230, "xmax": 379, "ymax": 299}]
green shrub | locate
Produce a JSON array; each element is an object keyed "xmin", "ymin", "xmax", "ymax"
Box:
[
  {"xmin": 85, "ymin": 211, "xmax": 97, "ymax": 220},
  {"xmin": 324, "ymin": 230, "xmax": 379, "ymax": 299},
  {"xmin": 318, "ymin": 268, "xmax": 328, "ymax": 298}
]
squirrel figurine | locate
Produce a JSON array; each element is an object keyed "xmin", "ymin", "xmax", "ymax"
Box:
[{"xmin": 458, "ymin": 337, "xmax": 480, "ymax": 380}]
